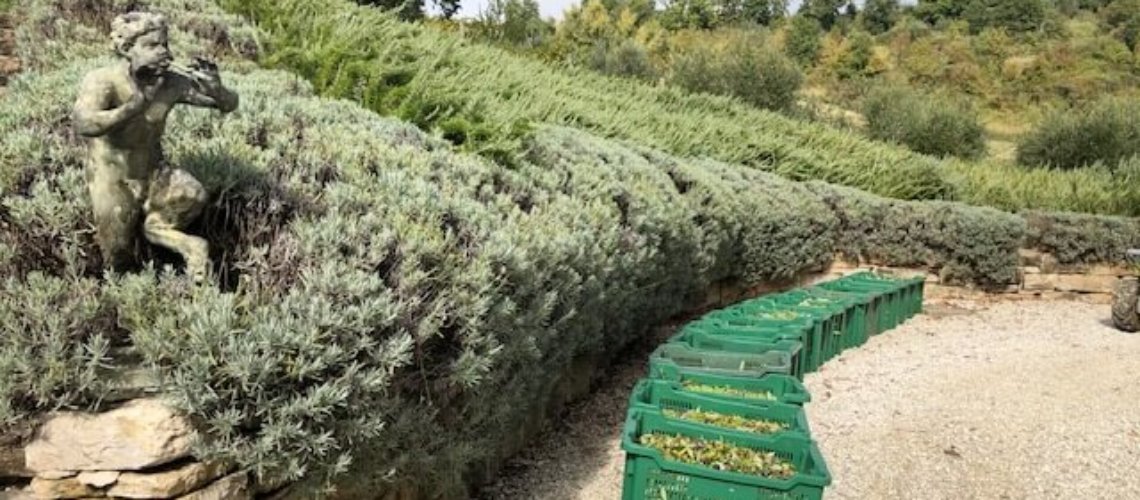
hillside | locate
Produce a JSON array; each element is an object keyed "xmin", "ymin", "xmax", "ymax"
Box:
[
  {"xmin": 227, "ymin": 0, "xmax": 1140, "ymax": 216},
  {"xmin": 448, "ymin": 0, "xmax": 1140, "ymax": 215},
  {"xmin": 804, "ymin": 5, "xmax": 1140, "ymax": 115},
  {"xmin": 801, "ymin": 8, "xmax": 1140, "ymax": 164},
  {"xmin": 1, "ymin": 0, "xmax": 1139, "ymax": 498}
]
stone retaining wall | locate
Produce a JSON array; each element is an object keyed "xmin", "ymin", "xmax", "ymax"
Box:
[
  {"xmin": 824, "ymin": 251, "xmax": 1129, "ymax": 301},
  {"xmin": 0, "ymin": 399, "xmax": 252, "ymax": 500}
]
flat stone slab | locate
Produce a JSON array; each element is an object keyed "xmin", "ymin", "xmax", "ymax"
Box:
[
  {"xmin": 109, "ymin": 461, "xmax": 228, "ymax": 499},
  {"xmin": 28, "ymin": 476, "xmax": 100, "ymax": 499},
  {"xmin": 25, "ymin": 399, "xmax": 194, "ymax": 473},
  {"xmin": 177, "ymin": 472, "xmax": 250, "ymax": 500}
]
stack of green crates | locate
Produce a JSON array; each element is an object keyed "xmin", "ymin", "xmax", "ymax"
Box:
[
  {"xmin": 618, "ymin": 270, "xmax": 925, "ymax": 499},
  {"xmin": 684, "ymin": 270, "xmax": 925, "ymax": 378},
  {"xmin": 621, "ymin": 376, "xmax": 831, "ymax": 499}
]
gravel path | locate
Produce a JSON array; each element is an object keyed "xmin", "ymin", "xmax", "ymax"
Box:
[{"xmin": 477, "ymin": 298, "xmax": 1140, "ymax": 500}]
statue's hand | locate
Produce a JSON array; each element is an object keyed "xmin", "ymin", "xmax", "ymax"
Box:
[
  {"xmin": 189, "ymin": 57, "xmax": 223, "ymax": 93},
  {"xmin": 190, "ymin": 56, "xmax": 219, "ymax": 75}
]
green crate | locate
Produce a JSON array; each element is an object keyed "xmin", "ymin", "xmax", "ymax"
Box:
[
  {"xmin": 712, "ymin": 302, "xmax": 843, "ymax": 367},
  {"xmin": 679, "ymin": 319, "xmax": 809, "ymax": 342},
  {"xmin": 818, "ymin": 286, "xmax": 882, "ymax": 337},
  {"xmin": 837, "ymin": 271, "xmax": 925, "ymax": 320},
  {"xmin": 699, "ymin": 313, "xmax": 826, "ymax": 373},
  {"xmin": 818, "ymin": 280, "xmax": 901, "ymax": 332},
  {"xmin": 672, "ymin": 330, "xmax": 806, "ymax": 380},
  {"xmin": 649, "ymin": 370, "xmax": 811, "ymax": 406},
  {"xmin": 628, "ymin": 379, "xmax": 813, "ymax": 439},
  {"xmin": 687, "ymin": 316, "xmax": 824, "ymax": 373},
  {"xmin": 901, "ymin": 277, "xmax": 924, "ymax": 317},
  {"xmin": 741, "ymin": 296, "xmax": 849, "ymax": 363},
  {"xmin": 696, "ymin": 306, "xmax": 812, "ymax": 327},
  {"xmin": 803, "ymin": 287, "xmax": 872, "ymax": 349},
  {"xmin": 670, "ymin": 321, "xmax": 810, "ymax": 372},
  {"xmin": 765, "ymin": 287, "xmax": 877, "ymax": 360},
  {"xmin": 838, "ymin": 275, "xmax": 910, "ymax": 320},
  {"xmin": 621, "ymin": 410, "xmax": 831, "ymax": 500},
  {"xmin": 649, "ymin": 343, "xmax": 793, "ymax": 380},
  {"xmin": 913, "ymin": 279, "xmax": 925, "ymax": 315}
]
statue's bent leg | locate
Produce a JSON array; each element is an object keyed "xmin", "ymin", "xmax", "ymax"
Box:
[
  {"xmin": 143, "ymin": 169, "xmax": 210, "ymax": 282},
  {"xmin": 88, "ymin": 176, "xmax": 142, "ymax": 271}
]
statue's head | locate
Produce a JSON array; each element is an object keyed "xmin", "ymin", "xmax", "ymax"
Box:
[{"xmin": 111, "ymin": 12, "xmax": 172, "ymax": 76}]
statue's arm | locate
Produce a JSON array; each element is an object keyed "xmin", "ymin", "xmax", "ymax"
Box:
[
  {"xmin": 72, "ymin": 72, "xmax": 144, "ymax": 137},
  {"xmin": 212, "ymin": 81, "xmax": 239, "ymax": 113},
  {"xmin": 177, "ymin": 73, "xmax": 239, "ymax": 113}
]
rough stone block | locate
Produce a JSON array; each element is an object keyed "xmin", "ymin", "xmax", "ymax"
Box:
[
  {"xmin": 1086, "ymin": 265, "xmax": 1129, "ymax": 277},
  {"xmin": 0, "ymin": 488, "xmax": 35, "ymax": 500},
  {"xmin": 1018, "ymin": 248, "xmax": 1043, "ymax": 267},
  {"xmin": 177, "ymin": 472, "xmax": 249, "ymax": 500},
  {"xmin": 76, "ymin": 471, "xmax": 118, "ymax": 488},
  {"xmin": 25, "ymin": 399, "xmax": 194, "ymax": 472},
  {"xmin": 1022, "ymin": 274, "xmax": 1118, "ymax": 294},
  {"xmin": 109, "ymin": 461, "xmax": 228, "ymax": 499},
  {"xmin": 1054, "ymin": 274, "xmax": 1118, "ymax": 294},
  {"xmin": 102, "ymin": 368, "xmax": 162, "ymax": 404},
  {"xmin": 0, "ymin": 445, "xmax": 32, "ymax": 478},
  {"xmin": 29, "ymin": 476, "xmax": 100, "ymax": 499},
  {"xmin": 1022, "ymin": 273, "xmax": 1056, "ymax": 292}
]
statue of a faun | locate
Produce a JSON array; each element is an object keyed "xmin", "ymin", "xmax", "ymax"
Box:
[{"xmin": 73, "ymin": 12, "xmax": 238, "ymax": 283}]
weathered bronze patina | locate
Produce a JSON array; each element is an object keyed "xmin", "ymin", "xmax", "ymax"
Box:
[{"xmin": 73, "ymin": 12, "xmax": 238, "ymax": 282}]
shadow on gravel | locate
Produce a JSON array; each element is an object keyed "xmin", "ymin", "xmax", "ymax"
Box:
[{"xmin": 474, "ymin": 321, "xmax": 682, "ymax": 500}]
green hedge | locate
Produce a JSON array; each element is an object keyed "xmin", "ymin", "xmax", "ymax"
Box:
[
  {"xmin": 1023, "ymin": 211, "xmax": 1140, "ymax": 266},
  {"xmin": 807, "ymin": 182, "xmax": 1025, "ymax": 287},
  {"xmin": 2, "ymin": 1, "xmax": 1139, "ymax": 499}
]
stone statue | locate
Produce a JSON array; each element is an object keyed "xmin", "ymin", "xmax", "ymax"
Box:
[{"xmin": 73, "ymin": 12, "xmax": 238, "ymax": 283}]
